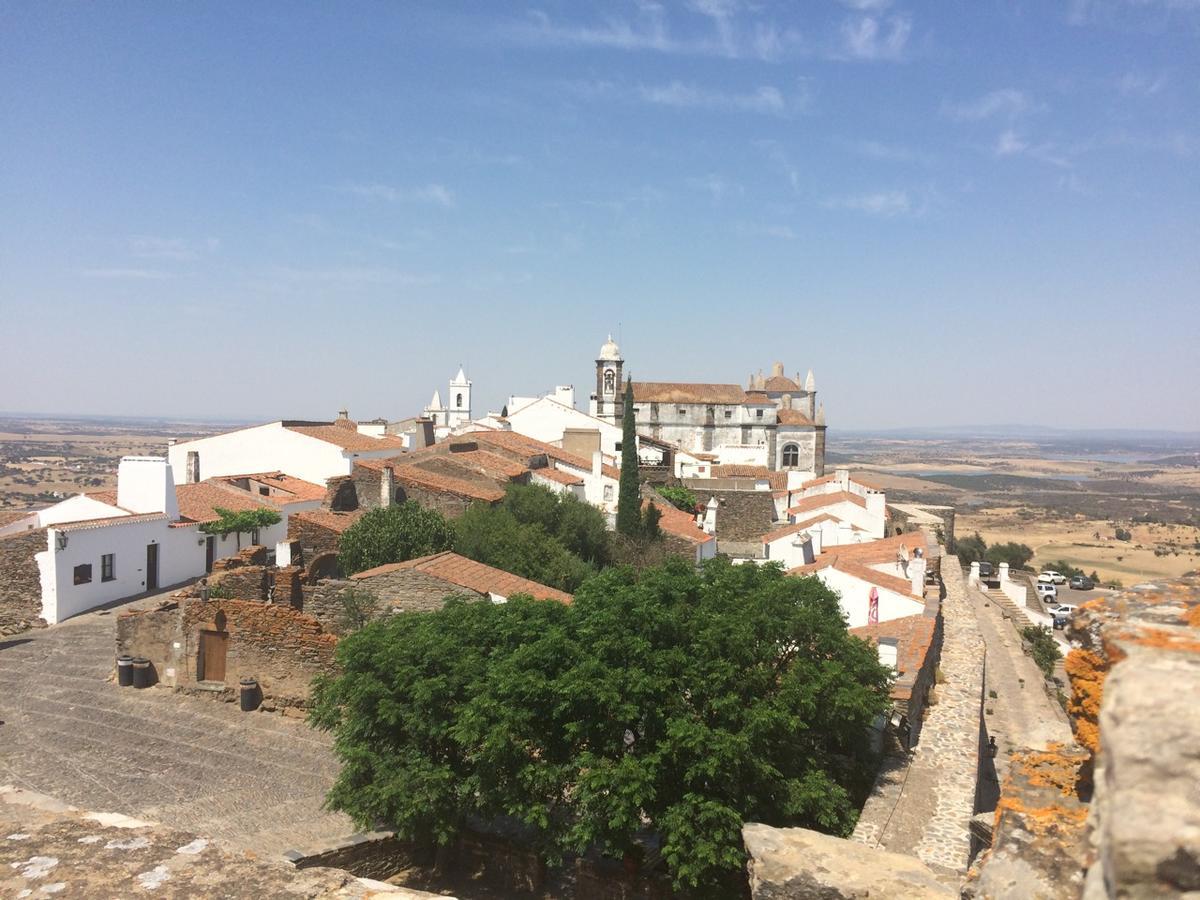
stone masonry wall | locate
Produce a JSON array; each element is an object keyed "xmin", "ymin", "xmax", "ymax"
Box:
[
  {"xmin": 0, "ymin": 527, "xmax": 46, "ymax": 633},
  {"xmin": 117, "ymin": 597, "xmax": 336, "ymax": 708},
  {"xmin": 691, "ymin": 490, "xmax": 777, "ymax": 542},
  {"xmin": 393, "ymin": 483, "xmax": 476, "ymax": 519},
  {"xmin": 302, "ymin": 572, "xmax": 482, "ymax": 634}
]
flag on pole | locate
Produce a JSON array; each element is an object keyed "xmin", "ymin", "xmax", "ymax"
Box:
[{"xmin": 868, "ymin": 586, "xmax": 879, "ymax": 625}]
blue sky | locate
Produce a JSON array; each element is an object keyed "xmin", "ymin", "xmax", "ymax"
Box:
[{"xmin": 2, "ymin": 1, "xmax": 1197, "ymax": 430}]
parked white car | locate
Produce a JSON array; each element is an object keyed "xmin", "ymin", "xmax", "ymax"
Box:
[
  {"xmin": 1038, "ymin": 571, "xmax": 1066, "ymax": 584},
  {"xmin": 1036, "ymin": 582, "xmax": 1058, "ymax": 600},
  {"xmin": 1048, "ymin": 603, "xmax": 1077, "ymax": 615}
]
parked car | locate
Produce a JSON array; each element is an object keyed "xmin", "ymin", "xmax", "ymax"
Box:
[
  {"xmin": 1038, "ymin": 570, "xmax": 1066, "ymax": 584},
  {"xmin": 1069, "ymin": 575, "xmax": 1095, "ymax": 591},
  {"xmin": 978, "ymin": 561, "xmax": 995, "ymax": 578},
  {"xmin": 1053, "ymin": 613, "xmax": 1070, "ymax": 630},
  {"xmin": 1052, "ymin": 603, "xmax": 1077, "ymax": 616},
  {"xmin": 1036, "ymin": 582, "xmax": 1058, "ymax": 601}
]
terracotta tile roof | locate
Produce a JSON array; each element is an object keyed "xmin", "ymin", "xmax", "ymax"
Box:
[
  {"xmin": 353, "ymin": 551, "xmax": 572, "ymax": 604},
  {"xmin": 216, "ymin": 471, "xmax": 328, "ymax": 503},
  {"xmin": 85, "ymin": 490, "xmax": 121, "ymax": 507},
  {"xmin": 0, "ymin": 510, "xmax": 33, "ymax": 527},
  {"xmin": 532, "ymin": 467, "xmax": 585, "ymax": 486},
  {"xmin": 55, "ymin": 512, "xmax": 170, "ymax": 532},
  {"xmin": 709, "ymin": 465, "xmax": 788, "ymax": 490},
  {"xmin": 789, "ymin": 555, "xmax": 920, "ymax": 598},
  {"xmin": 762, "ymin": 514, "xmax": 839, "ymax": 544},
  {"xmin": 799, "ymin": 472, "xmax": 885, "ymax": 492},
  {"xmin": 776, "ymin": 408, "xmax": 814, "ymax": 426},
  {"xmin": 175, "ymin": 482, "xmax": 280, "ymax": 525},
  {"xmin": 824, "ymin": 531, "xmax": 928, "ymax": 565},
  {"xmin": 851, "ymin": 613, "xmax": 937, "ymax": 701},
  {"xmin": 762, "ymin": 374, "xmax": 802, "ymax": 392},
  {"xmin": 787, "ymin": 491, "xmax": 867, "ymax": 517},
  {"xmin": 470, "ymin": 430, "xmax": 621, "ymax": 480},
  {"xmin": 292, "ymin": 508, "xmax": 364, "ymax": 534},
  {"xmin": 645, "ymin": 497, "xmax": 713, "ymax": 545},
  {"xmin": 391, "ymin": 464, "xmax": 506, "ymax": 503},
  {"xmin": 630, "ymin": 382, "xmax": 748, "ymax": 405},
  {"xmin": 284, "ymin": 423, "xmax": 407, "ymax": 452}
]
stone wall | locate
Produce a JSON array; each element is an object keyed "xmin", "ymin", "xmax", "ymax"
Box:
[
  {"xmin": 393, "ymin": 483, "xmax": 476, "ymax": 519},
  {"xmin": 289, "ymin": 515, "xmax": 348, "ymax": 560},
  {"xmin": 116, "ymin": 596, "xmax": 336, "ymax": 708},
  {"xmin": 0, "ymin": 527, "xmax": 46, "ymax": 634},
  {"xmin": 302, "ymin": 573, "xmax": 482, "ymax": 635},
  {"xmin": 684, "ymin": 490, "xmax": 777, "ymax": 542}
]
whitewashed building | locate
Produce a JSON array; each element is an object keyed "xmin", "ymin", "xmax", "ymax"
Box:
[
  {"xmin": 167, "ymin": 413, "xmax": 406, "ymax": 487},
  {"xmin": 422, "ymin": 367, "xmax": 473, "ymax": 440},
  {"xmin": 8, "ymin": 457, "xmax": 291, "ymax": 624}
]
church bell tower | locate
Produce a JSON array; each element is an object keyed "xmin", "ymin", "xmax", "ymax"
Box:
[{"xmin": 592, "ymin": 335, "xmax": 624, "ymax": 425}]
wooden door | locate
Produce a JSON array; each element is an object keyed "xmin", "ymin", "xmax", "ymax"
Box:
[
  {"xmin": 204, "ymin": 536, "xmax": 215, "ymax": 573},
  {"xmin": 199, "ymin": 630, "xmax": 228, "ymax": 682},
  {"xmin": 146, "ymin": 543, "xmax": 159, "ymax": 591}
]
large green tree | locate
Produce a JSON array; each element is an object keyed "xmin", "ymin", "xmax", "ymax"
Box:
[
  {"xmin": 199, "ymin": 506, "xmax": 281, "ymax": 549},
  {"xmin": 615, "ymin": 377, "xmax": 641, "ymax": 537},
  {"xmin": 453, "ymin": 500, "xmax": 594, "ymax": 592},
  {"xmin": 337, "ymin": 501, "xmax": 455, "ymax": 576},
  {"xmin": 501, "ymin": 482, "xmax": 611, "ymax": 567},
  {"xmin": 311, "ymin": 558, "xmax": 892, "ymax": 893}
]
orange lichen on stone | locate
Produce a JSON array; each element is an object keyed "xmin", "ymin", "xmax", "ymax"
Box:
[
  {"xmin": 1112, "ymin": 625, "xmax": 1200, "ymax": 654},
  {"xmin": 993, "ymin": 795, "xmax": 1088, "ymax": 837},
  {"xmin": 1015, "ymin": 744, "xmax": 1084, "ymax": 798},
  {"xmin": 1065, "ymin": 649, "xmax": 1108, "ymax": 754},
  {"xmin": 1186, "ymin": 604, "xmax": 1200, "ymax": 628}
]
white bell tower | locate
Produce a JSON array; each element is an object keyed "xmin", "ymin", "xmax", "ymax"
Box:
[
  {"xmin": 448, "ymin": 366, "xmax": 472, "ymax": 428},
  {"xmin": 590, "ymin": 335, "xmax": 624, "ymax": 425}
]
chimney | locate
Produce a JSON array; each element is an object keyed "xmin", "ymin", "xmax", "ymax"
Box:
[
  {"xmin": 117, "ymin": 457, "xmax": 179, "ymax": 519},
  {"xmin": 380, "ymin": 465, "xmax": 395, "ymax": 507},
  {"xmin": 592, "ymin": 450, "xmax": 603, "ymax": 479},
  {"xmin": 186, "ymin": 450, "xmax": 200, "ymax": 484},
  {"xmin": 335, "ymin": 408, "xmax": 355, "ymax": 430},
  {"xmin": 808, "ymin": 526, "xmax": 823, "ymax": 558},
  {"xmin": 910, "ymin": 556, "xmax": 927, "ymax": 597},
  {"xmin": 771, "ymin": 361, "xmax": 785, "ymax": 377},
  {"xmin": 703, "ymin": 496, "xmax": 718, "ymax": 535},
  {"xmin": 554, "ymin": 385, "xmax": 576, "ymax": 409},
  {"xmin": 835, "ymin": 467, "xmax": 850, "ymax": 491},
  {"xmin": 866, "ymin": 491, "xmax": 886, "ymax": 538}
]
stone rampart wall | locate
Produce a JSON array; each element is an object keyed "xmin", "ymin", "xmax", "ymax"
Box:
[{"xmin": 0, "ymin": 527, "xmax": 46, "ymax": 633}]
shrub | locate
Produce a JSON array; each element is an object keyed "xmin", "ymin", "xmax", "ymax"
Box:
[
  {"xmin": 337, "ymin": 501, "xmax": 455, "ymax": 576},
  {"xmin": 1021, "ymin": 625, "xmax": 1061, "ymax": 679},
  {"xmin": 657, "ymin": 485, "xmax": 698, "ymax": 513}
]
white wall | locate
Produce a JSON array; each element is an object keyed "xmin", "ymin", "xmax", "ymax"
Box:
[
  {"xmin": 39, "ymin": 515, "xmax": 288, "ymax": 624},
  {"xmin": 117, "ymin": 457, "xmax": 179, "ymax": 518},
  {"xmin": 38, "ymin": 495, "xmax": 123, "ymax": 528},
  {"xmin": 168, "ymin": 423, "xmax": 350, "ymax": 486},
  {"xmin": 812, "ymin": 566, "xmax": 926, "ymax": 629},
  {"xmin": 789, "ymin": 498, "xmax": 884, "ymax": 539},
  {"xmin": 763, "ymin": 532, "xmax": 815, "ymax": 569},
  {"xmin": 507, "ymin": 397, "xmax": 625, "ymax": 457}
]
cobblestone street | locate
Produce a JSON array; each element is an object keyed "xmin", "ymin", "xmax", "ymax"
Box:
[{"xmin": 0, "ymin": 597, "xmax": 354, "ymax": 858}]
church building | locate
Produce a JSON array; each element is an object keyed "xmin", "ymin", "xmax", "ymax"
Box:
[
  {"xmin": 422, "ymin": 366, "xmax": 473, "ymax": 440},
  {"xmin": 587, "ymin": 336, "xmax": 826, "ymax": 476}
]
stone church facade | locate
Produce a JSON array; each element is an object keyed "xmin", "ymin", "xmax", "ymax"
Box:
[{"xmin": 587, "ymin": 336, "xmax": 826, "ymax": 476}]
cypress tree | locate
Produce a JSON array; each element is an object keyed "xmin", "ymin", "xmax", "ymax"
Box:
[{"xmin": 616, "ymin": 376, "xmax": 641, "ymax": 537}]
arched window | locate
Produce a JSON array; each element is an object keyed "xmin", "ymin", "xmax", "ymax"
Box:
[
  {"xmin": 782, "ymin": 443, "xmax": 800, "ymax": 467},
  {"xmin": 456, "ymin": 393, "xmax": 463, "ymax": 408}
]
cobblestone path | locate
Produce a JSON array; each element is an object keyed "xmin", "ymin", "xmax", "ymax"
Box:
[
  {"xmin": 0, "ymin": 597, "xmax": 354, "ymax": 858},
  {"xmin": 853, "ymin": 557, "xmax": 986, "ymax": 881}
]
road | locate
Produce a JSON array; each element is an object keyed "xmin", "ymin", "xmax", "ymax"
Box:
[{"xmin": 0, "ymin": 594, "xmax": 354, "ymax": 858}]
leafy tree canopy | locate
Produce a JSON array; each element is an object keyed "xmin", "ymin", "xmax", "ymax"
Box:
[
  {"xmin": 656, "ymin": 485, "xmax": 698, "ymax": 513},
  {"xmin": 984, "ymin": 541, "xmax": 1034, "ymax": 570},
  {"xmin": 453, "ymin": 501, "xmax": 594, "ymax": 592},
  {"xmin": 501, "ymin": 482, "xmax": 611, "ymax": 567},
  {"xmin": 198, "ymin": 507, "xmax": 281, "ymax": 547},
  {"xmin": 337, "ymin": 501, "xmax": 455, "ymax": 576},
  {"xmin": 311, "ymin": 558, "xmax": 892, "ymax": 893},
  {"xmin": 953, "ymin": 531, "xmax": 988, "ymax": 564}
]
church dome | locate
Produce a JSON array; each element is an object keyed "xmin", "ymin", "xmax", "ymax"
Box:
[{"xmin": 598, "ymin": 334, "xmax": 622, "ymax": 361}]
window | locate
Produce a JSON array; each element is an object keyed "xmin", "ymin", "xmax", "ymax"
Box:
[
  {"xmin": 782, "ymin": 444, "xmax": 800, "ymax": 467},
  {"xmin": 756, "ymin": 409, "xmax": 764, "ymax": 418},
  {"xmin": 258, "ymin": 486, "xmax": 270, "ymax": 496},
  {"xmin": 678, "ymin": 408, "xmax": 687, "ymax": 417},
  {"xmin": 603, "ymin": 485, "xmax": 614, "ymax": 501},
  {"xmin": 251, "ymin": 528, "xmax": 261, "ymax": 545},
  {"xmin": 74, "ymin": 563, "xmax": 92, "ymax": 585},
  {"xmin": 614, "ymin": 442, "xmax": 622, "ymax": 451},
  {"xmin": 456, "ymin": 393, "xmax": 463, "ymax": 407},
  {"xmin": 101, "ymin": 553, "xmax": 115, "ymax": 582},
  {"xmin": 724, "ymin": 410, "xmax": 732, "ymax": 419}
]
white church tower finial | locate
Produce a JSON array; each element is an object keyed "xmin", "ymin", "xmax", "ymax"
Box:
[
  {"xmin": 448, "ymin": 365, "xmax": 472, "ymax": 429},
  {"xmin": 590, "ymin": 334, "xmax": 624, "ymax": 424}
]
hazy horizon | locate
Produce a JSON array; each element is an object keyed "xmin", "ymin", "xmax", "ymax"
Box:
[{"xmin": 3, "ymin": 3, "xmax": 1197, "ymax": 430}]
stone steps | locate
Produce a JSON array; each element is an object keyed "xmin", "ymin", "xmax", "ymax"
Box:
[{"xmin": 983, "ymin": 588, "xmax": 1034, "ymax": 632}]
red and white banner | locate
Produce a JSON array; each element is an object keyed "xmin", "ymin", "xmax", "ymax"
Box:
[{"xmin": 868, "ymin": 587, "xmax": 879, "ymax": 625}]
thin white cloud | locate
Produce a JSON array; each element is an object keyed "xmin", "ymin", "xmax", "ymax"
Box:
[
  {"xmin": 128, "ymin": 236, "xmax": 218, "ymax": 261},
  {"xmin": 995, "ymin": 130, "xmax": 1029, "ymax": 157},
  {"xmin": 687, "ymin": 174, "xmax": 743, "ymax": 201},
  {"xmin": 503, "ymin": 6, "xmax": 802, "ymax": 62},
  {"xmin": 1117, "ymin": 71, "xmax": 1168, "ymax": 96},
  {"xmin": 942, "ymin": 89, "xmax": 1037, "ymax": 122},
  {"xmin": 82, "ymin": 268, "xmax": 174, "ymax": 280},
  {"xmin": 823, "ymin": 189, "xmax": 913, "ymax": 217},
  {"xmin": 344, "ymin": 183, "xmax": 456, "ymax": 208},
  {"xmin": 842, "ymin": 138, "xmax": 933, "ymax": 164},
  {"xmin": 837, "ymin": 14, "xmax": 912, "ymax": 61},
  {"xmin": 639, "ymin": 81, "xmax": 795, "ymax": 115}
]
